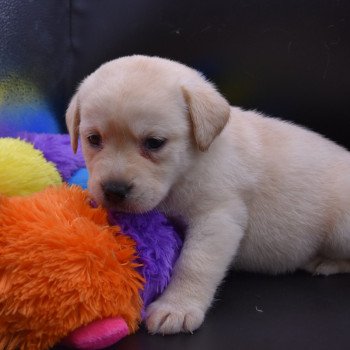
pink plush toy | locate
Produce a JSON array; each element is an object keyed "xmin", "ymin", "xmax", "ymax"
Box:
[{"xmin": 63, "ymin": 318, "xmax": 129, "ymax": 350}]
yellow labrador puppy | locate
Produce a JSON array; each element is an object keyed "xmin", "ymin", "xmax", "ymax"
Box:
[{"xmin": 66, "ymin": 55, "xmax": 350, "ymax": 335}]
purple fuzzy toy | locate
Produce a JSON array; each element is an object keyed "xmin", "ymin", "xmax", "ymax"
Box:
[
  {"xmin": 16, "ymin": 132, "xmax": 85, "ymax": 181},
  {"xmin": 110, "ymin": 211, "xmax": 183, "ymax": 312}
]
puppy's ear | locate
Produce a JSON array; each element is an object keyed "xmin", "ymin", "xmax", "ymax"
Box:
[
  {"xmin": 66, "ymin": 93, "xmax": 80, "ymax": 153},
  {"xmin": 182, "ymin": 80, "xmax": 230, "ymax": 151}
]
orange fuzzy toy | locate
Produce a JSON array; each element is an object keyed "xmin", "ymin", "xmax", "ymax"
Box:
[{"xmin": 0, "ymin": 185, "xmax": 144, "ymax": 350}]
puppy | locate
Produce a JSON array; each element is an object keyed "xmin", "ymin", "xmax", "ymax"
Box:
[{"xmin": 66, "ymin": 55, "xmax": 350, "ymax": 335}]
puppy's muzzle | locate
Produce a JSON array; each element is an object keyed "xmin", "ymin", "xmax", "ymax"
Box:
[{"xmin": 102, "ymin": 181, "xmax": 134, "ymax": 203}]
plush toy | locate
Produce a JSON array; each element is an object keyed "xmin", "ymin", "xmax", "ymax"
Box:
[
  {"xmin": 0, "ymin": 78, "xmax": 61, "ymax": 135},
  {"xmin": 0, "ymin": 134, "xmax": 183, "ymax": 350},
  {"xmin": 15, "ymin": 132, "xmax": 87, "ymax": 186},
  {"xmin": 0, "ymin": 138, "xmax": 62, "ymax": 196}
]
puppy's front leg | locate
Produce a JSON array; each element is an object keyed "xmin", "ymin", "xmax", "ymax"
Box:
[{"xmin": 146, "ymin": 206, "xmax": 246, "ymax": 334}]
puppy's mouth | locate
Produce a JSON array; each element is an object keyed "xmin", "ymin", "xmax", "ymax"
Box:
[
  {"xmin": 103, "ymin": 200, "xmax": 153, "ymax": 214},
  {"xmin": 90, "ymin": 180, "xmax": 166, "ymax": 214},
  {"xmin": 101, "ymin": 192, "xmax": 162, "ymax": 214}
]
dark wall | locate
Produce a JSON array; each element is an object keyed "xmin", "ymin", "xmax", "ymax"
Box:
[
  {"xmin": 0, "ymin": 0, "xmax": 70, "ymax": 120},
  {"xmin": 1, "ymin": 0, "xmax": 349, "ymax": 148}
]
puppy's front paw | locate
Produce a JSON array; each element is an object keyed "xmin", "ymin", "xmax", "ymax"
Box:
[{"xmin": 145, "ymin": 299, "xmax": 205, "ymax": 334}]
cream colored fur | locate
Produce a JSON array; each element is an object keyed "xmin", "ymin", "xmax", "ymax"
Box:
[{"xmin": 66, "ymin": 55, "xmax": 350, "ymax": 335}]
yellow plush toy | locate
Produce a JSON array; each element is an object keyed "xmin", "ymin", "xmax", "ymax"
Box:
[{"xmin": 0, "ymin": 138, "xmax": 62, "ymax": 196}]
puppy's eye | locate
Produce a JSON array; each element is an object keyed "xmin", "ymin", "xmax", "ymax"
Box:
[
  {"xmin": 143, "ymin": 137, "xmax": 167, "ymax": 151},
  {"xmin": 87, "ymin": 134, "xmax": 102, "ymax": 148}
]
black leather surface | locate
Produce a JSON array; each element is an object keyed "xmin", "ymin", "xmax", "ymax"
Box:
[
  {"xmin": 52, "ymin": 270, "xmax": 350, "ymax": 350},
  {"xmin": 0, "ymin": 0, "xmax": 70, "ymax": 122},
  {"xmin": 115, "ymin": 271, "xmax": 350, "ymax": 350},
  {"xmin": 68, "ymin": 0, "xmax": 350, "ymax": 149},
  {"xmin": 1, "ymin": 1, "xmax": 349, "ymax": 146},
  {"xmin": 2, "ymin": 1, "xmax": 350, "ymax": 349}
]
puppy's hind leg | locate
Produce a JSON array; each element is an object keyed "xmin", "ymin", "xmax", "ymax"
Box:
[
  {"xmin": 303, "ymin": 257, "xmax": 350, "ymax": 276},
  {"xmin": 304, "ymin": 213, "xmax": 350, "ymax": 276}
]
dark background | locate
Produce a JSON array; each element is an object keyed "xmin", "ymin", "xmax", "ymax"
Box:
[
  {"xmin": 1, "ymin": 0, "xmax": 349, "ymax": 148},
  {"xmin": 1, "ymin": 1, "xmax": 350, "ymax": 349},
  {"xmin": 69, "ymin": 0, "xmax": 350, "ymax": 149}
]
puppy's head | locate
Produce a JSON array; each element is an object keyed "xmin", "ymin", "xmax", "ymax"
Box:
[{"xmin": 66, "ymin": 55, "xmax": 230, "ymax": 212}]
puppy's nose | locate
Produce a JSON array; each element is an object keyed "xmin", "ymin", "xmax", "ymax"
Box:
[{"xmin": 102, "ymin": 181, "xmax": 133, "ymax": 202}]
